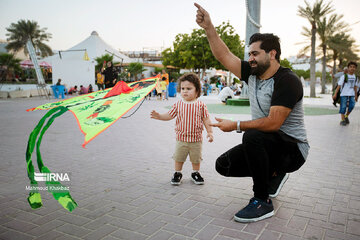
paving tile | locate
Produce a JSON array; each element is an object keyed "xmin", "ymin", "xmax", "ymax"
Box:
[
  {"xmin": 56, "ymin": 223, "xmax": 91, "ymax": 237},
  {"xmin": 243, "ymin": 221, "xmax": 267, "ymax": 235},
  {"xmin": 328, "ymin": 211, "xmax": 347, "ymax": 225},
  {"xmin": 147, "ymin": 230, "xmax": 174, "ymax": 240},
  {"xmin": 180, "ymin": 206, "xmax": 206, "ymax": 220},
  {"xmin": 82, "ymin": 215, "xmax": 116, "ymax": 230},
  {"xmin": 347, "ymin": 219, "xmax": 360, "ymax": 236},
  {"xmin": 83, "ymin": 224, "xmax": 118, "ymax": 240},
  {"xmin": 162, "ymin": 223, "xmax": 198, "ymax": 237},
  {"xmin": 187, "ymin": 214, "xmax": 213, "ymax": 230},
  {"xmin": 111, "ymin": 227, "xmax": 148, "ymax": 240},
  {"xmin": 137, "ymin": 220, "xmax": 167, "ymax": 236},
  {"xmin": 108, "ymin": 218, "xmax": 143, "ymax": 231},
  {"xmin": 219, "ymin": 228, "xmax": 257, "ymax": 240},
  {"xmin": 303, "ymin": 225, "xmax": 324, "ymax": 240},
  {"xmin": 194, "ymin": 224, "xmax": 223, "ymax": 240},
  {"xmin": 133, "ymin": 211, "xmax": 161, "ymax": 225},
  {"xmin": 57, "ymin": 213, "xmax": 92, "ymax": 226},
  {"xmin": 258, "ymin": 229, "xmax": 280, "ymax": 240}
]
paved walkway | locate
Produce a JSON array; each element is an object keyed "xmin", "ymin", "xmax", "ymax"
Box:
[{"xmin": 0, "ymin": 93, "xmax": 359, "ymax": 240}]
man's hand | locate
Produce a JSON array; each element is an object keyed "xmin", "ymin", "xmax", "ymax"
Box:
[
  {"xmin": 150, "ymin": 110, "xmax": 161, "ymax": 120},
  {"xmin": 194, "ymin": 3, "xmax": 212, "ymax": 30},
  {"xmin": 210, "ymin": 117, "xmax": 237, "ymax": 132}
]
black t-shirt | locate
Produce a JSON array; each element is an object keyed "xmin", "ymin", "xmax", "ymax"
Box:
[
  {"xmin": 103, "ymin": 67, "xmax": 117, "ymax": 87},
  {"xmin": 241, "ymin": 61, "xmax": 303, "ymax": 109}
]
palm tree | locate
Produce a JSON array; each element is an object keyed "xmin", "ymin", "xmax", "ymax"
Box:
[
  {"xmin": 328, "ymin": 33, "xmax": 350, "ymax": 88},
  {"xmin": 337, "ymin": 40, "xmax": 359, "ymax": 69},
  {"xmin": 316, "ymin": 14, "xmax": 347, "ymax": 93},
  {"xmin": 94, "ymin": 54, "xmax": 114, "ymax": 72},
  {"xmin": 298, "ymin": 0, "xmax": 334, "ymax": 97},
  {"xmin": 0, "ymin": 53, "xmax": 21, "ymax": 81},
  {"xmin": 5, "ymin": 19, "xmax": 53, "ymax": 57},
  {"xmin": 127, "ymin": 62, "xmax": 145, "ymax": 81}
]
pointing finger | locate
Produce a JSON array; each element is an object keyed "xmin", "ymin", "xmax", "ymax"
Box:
[{"xmin": 194, "ymin": 3, "xmax": 206, "ymax": 14}]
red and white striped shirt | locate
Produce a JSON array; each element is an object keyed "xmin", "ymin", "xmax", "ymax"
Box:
[{"xmin": 168, "ymin": 99, "xmax": 209, "ymax": 142}]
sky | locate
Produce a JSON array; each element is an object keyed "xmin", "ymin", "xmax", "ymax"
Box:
[{"xmin": 1, "ymin": 0, "xmax": 359, "ymax": 59}]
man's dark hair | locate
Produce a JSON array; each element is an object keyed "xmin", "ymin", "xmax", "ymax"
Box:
[
  {"xmin": 177, "ymin": 73, "xmax": 201, "ymax": 98},
  {"xmin": 249, "ymin": 33, "xmax": 281, "ymax": 63},
  {"xmin": 347, "ymin": 61, "xmax": 358, "ymax": 68}
]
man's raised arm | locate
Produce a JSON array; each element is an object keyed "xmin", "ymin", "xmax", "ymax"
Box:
[{"xmin": 194, "ymin": 3, "xmax": 242, "ymax": 78}]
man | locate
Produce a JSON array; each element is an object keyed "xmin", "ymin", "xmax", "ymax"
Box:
[
  {"xmin": 332, "ymin": 67, "xmax": 348, "ymax": 107},
  {"xmin": 195, "ymin": 3, "xmax": 309, "ymax": 223},
  {"xmin": 332, "ymin": 62, "xmax": 358, "ymax": 125},
  {"xmin": 218, "ymin": 86, "xmax": 236, "ymax": 103},
  {"xmin": 56, "ymin": 78, "xmax": 62, "ymax": 86}
]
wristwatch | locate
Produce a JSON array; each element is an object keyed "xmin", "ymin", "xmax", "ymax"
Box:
[{"xmin": 236, "ymin": 120, "xmax": 242, "ymax": 133}]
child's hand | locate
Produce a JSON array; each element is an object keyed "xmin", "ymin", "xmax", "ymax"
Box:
[
  {"xmin": 207, "ymin": 132, "xmax": 214, "ymax": 142},
  {"xmin": 150, "ymin": 110, "xmax": 160, "ymax": 119}
]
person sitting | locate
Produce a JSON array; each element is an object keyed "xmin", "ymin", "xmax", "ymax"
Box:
[
  {"xmin": 56, "ymin": 78, "xmax": 62, "ymax": 86},
  {"xmin": 79, "ymin": 85, "xmax": 88, "ymax": 95},
  {"xmin": 218, "ymin": 86, "xmax": 237, "ymax": 103},
  {"xmin": 68, "ymin": 86, "xmax": 78, "ymax": 95},
  {"xmin": 88, "ymin": 84, "xmax": 93, "ymax": 93}
]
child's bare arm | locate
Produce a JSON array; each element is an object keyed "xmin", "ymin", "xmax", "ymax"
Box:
[
  {"xmin": 150, "ymin": 110, "xmax": 173, "ymax": 121},
  {"xmin": 203, "ymin": 116, "xmax": 214, "ymax": 142}
]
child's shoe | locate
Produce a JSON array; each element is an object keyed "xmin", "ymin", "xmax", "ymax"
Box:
[
  {"xmin": 191, "ymin": 172, "xmax": 204, "ymax": 185},
  {"xmin": 171, "ymin": 172, "xmax": 182, "ymax": 185}
]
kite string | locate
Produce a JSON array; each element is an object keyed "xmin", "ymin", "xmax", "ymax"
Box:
[{"xmin": 122, "ymin": 98, "xmax": 146, "ymax": 119}]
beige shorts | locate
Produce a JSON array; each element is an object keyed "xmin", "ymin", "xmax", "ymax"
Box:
[{"xmin": 173, "ymin": 141, "xmax": 203, "ymax": 164}]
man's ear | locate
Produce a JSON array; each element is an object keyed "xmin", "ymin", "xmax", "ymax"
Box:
[{"xmin": 269, "ymin": 49, "xmax": 277, "ymax": 60}]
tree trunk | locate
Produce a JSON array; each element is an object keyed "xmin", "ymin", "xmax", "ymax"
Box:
[
  {"xmin": 332, "ymin": 53, "xmax": 337, "ymax": 90},
  {"xmin": 310, "ymin": 23, "xmax": 317, "ymax": 98},
  {"xmin": 228, "ymin": 72, "xmax": 232, "ymax": 86},
  {"xmin": 338, "ymin": 58, "xmax": 343, "ymax": 69},
  {"xmin": 202, "ymin": 67, "xmax": 206, "ymax": 80},
  {"xmin": 321, "ymin": 45, "xmax": 326, "ymax": 94}
]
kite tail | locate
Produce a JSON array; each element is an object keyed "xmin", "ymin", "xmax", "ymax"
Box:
[{"xmin": 26, "ymin": 106, "xmax": 77, "ymax": 212}]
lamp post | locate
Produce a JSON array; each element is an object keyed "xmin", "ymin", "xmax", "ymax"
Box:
[{"xmin": 244, "ymin": 0, "xmax": 261, "ymax": 61}]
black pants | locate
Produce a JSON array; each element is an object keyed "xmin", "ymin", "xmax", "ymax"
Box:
[{"xmin": 215, "ymin": 129, "xmax": 305, "ymax": 200}]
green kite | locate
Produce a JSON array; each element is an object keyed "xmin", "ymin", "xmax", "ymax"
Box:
[{"xmin": 26, "ymin": 77, "xmax": 159, "ymax": 212}]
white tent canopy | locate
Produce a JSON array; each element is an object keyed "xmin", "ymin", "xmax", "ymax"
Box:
[{"xmin": 44, "ymin": 31, "xmax": 132, "ymax": 89}]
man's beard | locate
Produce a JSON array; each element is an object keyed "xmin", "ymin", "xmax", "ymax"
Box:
[{"xmin": 249, "ymin": 59, "xmax": 270, "ymax": 77}]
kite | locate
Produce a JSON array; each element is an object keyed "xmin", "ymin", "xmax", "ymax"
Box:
[{"xmin": 26, "ymin": 76, "xmax": 159, "ymax": 212}]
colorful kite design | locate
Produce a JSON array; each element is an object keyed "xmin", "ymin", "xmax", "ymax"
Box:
[{"xmin": 26, "ymin": 77, "xmax": 159, "ymax": 212}]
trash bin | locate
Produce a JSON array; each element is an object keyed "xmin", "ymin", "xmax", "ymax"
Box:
[{"xmin": 168, "ymin": 82, "xmax": 177, "ymax": 97}]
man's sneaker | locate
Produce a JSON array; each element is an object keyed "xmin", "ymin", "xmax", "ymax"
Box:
[
  {"xmin": 171, "ymin": 172, "xmax": 182, "ymax": 185},
  {"xmin": 345, "ymin": 116, "xmax": 350, "ymax": 124},
  {"xmin": 340, "ymin": 120, "xmax": 347, "ymax": 126},
  {"xmin": 234, "ymin": 197, "xmax": 274, "ymax": 223},
  {"xmin": 268, "ymin": 173, "xmax": 289, "ymax": 198},
  {"xmin": 191, "ymin": 172, "xmax": 204, "ymax": 185}
]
